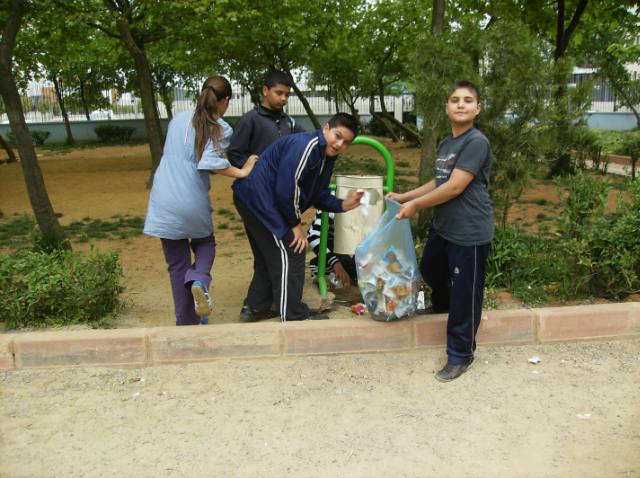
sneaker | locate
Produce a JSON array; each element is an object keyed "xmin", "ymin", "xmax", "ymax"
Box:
[
  {"xmin": 305, "ymin": 312, "xmax": 329, "ymax": 321},
  {"xmin": 239, "ymin": 304, "xmax": 278, "ymax": 322},
  {"xmin": 200, "ymin": 317, "xmax": 209, "ymax": 325},
  {"xmin": 191, "ymin": 281, "xmax": 212, "ymax": 317},
  {"xmin": 434, "ymin": 361, "xmax": 474, "ymax": 382}
]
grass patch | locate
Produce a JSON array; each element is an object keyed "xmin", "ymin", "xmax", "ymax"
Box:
[
  {"xmin": 218, "ymin": 223, "xmax": 229, "ymax": 230},
  {"xmin": 334, "ymin": 155, "xmax": 386, "ymax": 175},
  {"xmin": 217, "ymin": 208, "xmax": 232, "ymax": 215},
  {"xmin": 0, "ymin": 214, "xmax": 144, "ymax": 250},
  {"xmin": 395, "ymin": 160, "xmax": 411, "ymax": 168},
  {"xmin": 536, "ymin": 213, "xmax": 548, "ymax": 221}
]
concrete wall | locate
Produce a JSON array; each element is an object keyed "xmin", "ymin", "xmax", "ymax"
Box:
[
  {"xmin": 0, "ymin": 113, "xmax": 371, "ymax": 145},
  {"xmin": 587, "ymin": 112, "xmax": 638, "ymax": 131}
]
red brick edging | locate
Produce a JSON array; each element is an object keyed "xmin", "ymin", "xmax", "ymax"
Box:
[{"xmin": 1, "ymin": 303, "xmax": 639, "ymax": 370}]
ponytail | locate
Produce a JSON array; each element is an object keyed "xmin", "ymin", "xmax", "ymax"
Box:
[{"xmin": 193, "ymin": 76, "xmax": 232, "ymax": 162}]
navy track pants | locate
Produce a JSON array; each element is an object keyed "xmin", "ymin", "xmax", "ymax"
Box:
[{"xmin": 420, "ymin": 226, "xmax": 491, "ymax": 365}]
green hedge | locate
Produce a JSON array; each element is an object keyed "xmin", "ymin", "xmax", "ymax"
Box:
[
  {"xmin": 0, "ymin": 249, "xmax": 125, "ymax": 329},
  {"xmin": 93, "ymin": 124, "xmax": 136, "ymax": 142},
  {"xmin": 6, "ymin": 129, "xmax": 51, "ymax": 146}
]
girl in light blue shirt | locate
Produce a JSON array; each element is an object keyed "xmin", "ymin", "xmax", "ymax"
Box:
[{"xmin": 144, "ymin": 76, "xmax": 257, "ymax": 326}]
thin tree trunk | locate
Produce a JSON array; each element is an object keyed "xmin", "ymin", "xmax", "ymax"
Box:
[
  {"xmin": 273, "ymin": 45, "xmax": 322, "ymax": 130},
  {"xmin": 51, "ymin": 73, "xmax": 74, "ymax": 144},
  {"xmin": 112, "ymin": 15, "xmax": 164, "ymax": 188},
  {"xmin": 417, "ymin": 0, "xmax": 447, "ymax": 226},
  {"xmin": 160, "ymin": 89, "xmax": 173, "ymax": 122},
  {"xmin": 369, "ymin": 92, "xmax": 398, "ymax": 142},
  {"xmin": 0, "ymin": 132, "xmax": 17, "ymax": 162},
  {"xmin": 344, "ymin": 93, "xmax": 366, "ymax": 134},
  {"xmin": 79, "ymin": 79, "xmax": 91, "ymax": 120},
  {"xmin": 379, "ymin": 79, "xmax": 422, "ymax": 144},
  {"xmin": 0, "ymin": 0, "xmax": 70, "ymax": 249}
]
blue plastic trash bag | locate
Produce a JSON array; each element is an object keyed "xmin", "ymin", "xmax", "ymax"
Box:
[{"xmin": 355, "ymin": 198, "xmax": 419, "ymax": 321}]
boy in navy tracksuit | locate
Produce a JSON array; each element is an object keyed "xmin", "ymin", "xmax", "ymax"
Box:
[
  {"xmin": 233, "ymin": 113, "xmax": 363, "ymax": 322},
  {"xmin": 388, "ymin": 81, "xmax": 494, "ymax": 382}
]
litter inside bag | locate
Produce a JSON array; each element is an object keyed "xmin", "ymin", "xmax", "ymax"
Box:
[{"xmin": 355, "ymin": 198, "xmax": 420, "ymax": 321}]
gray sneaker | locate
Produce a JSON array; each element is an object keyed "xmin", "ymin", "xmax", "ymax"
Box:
[{"xmin": 435, "ymin": 361, "xmax": 474, "ymax": 382}]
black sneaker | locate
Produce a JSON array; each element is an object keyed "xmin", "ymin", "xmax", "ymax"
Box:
[
  {"xmin": 239, "ymin": 305, "xmax": 278, "ymax": 322},
  {"xmin": 434, "ymin": 361, "xmax": 474, "ymax": 382},
  {"xmin": 305, "ymin": 312, "xmax": 329, "ymax": 321}
]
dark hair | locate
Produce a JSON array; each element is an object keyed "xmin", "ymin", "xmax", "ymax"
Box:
[
  {"xmin": 327, "ymin": 113, "xmax": 359, "ymax": 138},
  {"xmin": 193, "ymin": 76, "xmax": 232, "ymax": 162},
  {"xmin": 447, "ymin": 81, "xmax": 480, "ymax": 102},
  {"xmin": 263, "ymin": 69, "xmax": 292, "ymax": 89}
]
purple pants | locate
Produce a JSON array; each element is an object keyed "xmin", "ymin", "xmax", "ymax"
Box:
[{"xmin": 161, "ymin": 234, "xmax": 216, "ymax": 326}]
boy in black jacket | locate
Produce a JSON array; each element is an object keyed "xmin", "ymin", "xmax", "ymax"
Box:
[{"xmin": 227, "ymin": 70, "xmax": 305, "ymax": 168}]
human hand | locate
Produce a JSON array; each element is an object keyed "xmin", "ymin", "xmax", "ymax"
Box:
[
  {"xmin": 396, "ymin": 200, "xmax": 418, "ymax": 220},
  {"xmin": 385, "ymin": 192, "xmax": 405, "ymax": 204},
  {"xmin": 342, "ymin": 189, "xmax": 365, "ymax": 212},
  {"xmin": 240, "ymin": 155, "xmax": 258, "ymax": 177},
  {"xmin": 333, "ymin": 261, "xmax": 350, "ymax": 284},
  {"xmin": 289, "ymin": 224, "xmax": 308, "ymax": 254}
]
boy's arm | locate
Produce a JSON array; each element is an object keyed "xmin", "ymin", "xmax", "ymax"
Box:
[
  {"xmin": 396, "ymin": 169, "xmax": 474, "ymax": 219},
  {"xmin": 227, "ymin": 116, "xmax": 252, "ymax": 168},
  {"xmin": 386, "ymin": 180, "xmax": 436, "ymax": 204}
]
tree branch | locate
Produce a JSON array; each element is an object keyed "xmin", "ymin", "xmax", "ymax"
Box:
[
  {"xmin": 0, "ymin": 0, "xmax": 25, "ymax": 68},
  {"xmin": 563, "ymin": 0, "xmax": 589, "ymax": 53}
]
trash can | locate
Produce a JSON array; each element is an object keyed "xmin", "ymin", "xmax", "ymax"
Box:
[{"xmin": 334, "ymin": 175, "xmax": 384, "ymax": 254}]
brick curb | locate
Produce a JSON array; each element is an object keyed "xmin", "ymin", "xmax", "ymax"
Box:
[{"xmin": 1, "ymin": 302, "xmax": 639, "ymax": 370}]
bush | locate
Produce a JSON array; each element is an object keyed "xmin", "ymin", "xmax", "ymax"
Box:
[
  {"xmin": 0, "ymin": 248, "xmax": 125, "ymax": 329},
  {"xmin": 555, "ymin": 172, "xmax": 640, "ymax": 299},
  {"xmin": 5, "ymin": 129, "xmax": 51, "ymax": 146},
  {"xmin": 93, "ymin": 124, "xmax": 136, "ymax": 142}
]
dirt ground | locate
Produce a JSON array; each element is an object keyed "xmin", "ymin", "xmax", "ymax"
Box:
[
  {"xmin": 0, "ymin": 141, "xmax": 636, "ymax": 330},
  {"xmin": 1, "ymin": 340, "xmax": 639, "ymax": 478}
]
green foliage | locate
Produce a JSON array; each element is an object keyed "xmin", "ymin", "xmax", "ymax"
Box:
[
  {"xmin": 616, "ymin": 131, "xmax": 640, "ymax": 180},
  {"xmin": 0, "ymin": 248, "xmax": 124, "ymax": 329},
  {"xmin": 93, "ymin": 125, "xmax": 136, "ymax": 143},
  {"xmin": 5, "ymin": 130, "xmax": 51, "ymax": 146},
  {"xmin": 556, "ymin": 173, "xmax": 640, "ymax": 298}
]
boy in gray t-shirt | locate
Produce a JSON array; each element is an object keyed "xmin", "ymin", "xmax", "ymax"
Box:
[{"xmin": 387, "ymin": 81, "xmax": 493, "ymax": 382}]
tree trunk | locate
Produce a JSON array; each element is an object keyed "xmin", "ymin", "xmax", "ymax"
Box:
[
  {"xmin": 416, "ymin": 124, "xmax": 438, "ymax": 226},
  {"xmin": 113, "ymin": 16, "xmax": 164, "ymax": 188},
  {"xmin": 551, "ymin": 0, "xmax": 589, "ymax": 175},
  {"xmin": 51, "ymin": 73, "xmax": 74, "ymax": 144},
  {"xmin": 79, "ymin": 78, "xmax": 91, "ymax": 121},
  {"xmin": 379, "ymin": 79, "xmax": 422, "ymax": 144},
  {"xmin": 431, "ymin": 0, "xmax": 445, "ymax": 34},
  {"xmin": 344, "ymin": 95, "xmax": 366, "ymax": 134},
  {"xmin": 416, "ymin": 0, "xmax": 446, "ymax": 226},
  {"xmin": 161, "ymin": 89, "xmax": 173, "ymax": 122},
  {"xmin": 0, "ymin": 0, "xmax": 71, "ymax": 249},
  {"xmin": 369, "ymin": 92, "xmax": 398, "ymax": 142},
  {"xmin": 273, "ymin": 46, "xmax": 322, "ymax": 130},
  {"xmin": 0, "ymin": 132, "xmax": 17, "ymax": 162}
]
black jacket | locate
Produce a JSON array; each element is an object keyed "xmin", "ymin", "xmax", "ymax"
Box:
[{"xmin": 227, "ymin": 105, "xmax": 305, "ymax": 167}]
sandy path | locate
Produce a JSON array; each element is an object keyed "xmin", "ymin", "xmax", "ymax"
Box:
[{"xmin": 1, "ymin": 340, "xmax": 639, "ymax": 478}]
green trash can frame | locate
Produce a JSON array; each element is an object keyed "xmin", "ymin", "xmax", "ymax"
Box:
[{"xmin": 317, "ymin": 136, "xmax": 395, "ymax": 296}]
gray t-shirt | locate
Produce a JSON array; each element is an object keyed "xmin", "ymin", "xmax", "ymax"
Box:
[{"xmin": 433, "ymin": 127, "xmax": 494, "ymax": 246}]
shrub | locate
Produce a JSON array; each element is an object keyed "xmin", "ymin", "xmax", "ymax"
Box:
[
  {"xmin": 94, "ymin": 124, "xmax": 136, "ymax": 142},
  {"xmin": 0, "ymin": 248, "xmax": 125, "ymax": 329},
  {"xmin": 5, "ymin": 129, "xmax": 51, "ymax": 146},
  {"xmin": 556, "ymin": 172, "xmax": 640, "ymax": 298}
]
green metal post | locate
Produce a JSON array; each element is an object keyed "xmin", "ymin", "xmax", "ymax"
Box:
[{"xmin": 317, "ymin": 136, "xmax": 395, "ymax": 295}]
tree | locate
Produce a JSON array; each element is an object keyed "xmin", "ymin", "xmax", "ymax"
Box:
[
  {"xmin": 0, "ymin": 0, "xmax": 70, "ymax": 249},
  {"xmin": 0, "ymin": 132, "xmax": 18, "ymax": 163},
  {"xmin": 588, "ymin": 25, "xmax": 640, "ymax": 129},
  {"xmin": 55, "ymin": 0, "xmax": 189, "ymax": 187},
  {"xmin": 211, "ymin": 0, "xmax": 362, "ymax": 130}
]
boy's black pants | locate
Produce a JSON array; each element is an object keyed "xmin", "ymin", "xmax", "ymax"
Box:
[
  {"xmin": 234, "ymin": 193, "xmax": 309, "ymax": 322},
  {"xmin": 420, "ymin": 225, "xmax": 491, "ymax": 365}
]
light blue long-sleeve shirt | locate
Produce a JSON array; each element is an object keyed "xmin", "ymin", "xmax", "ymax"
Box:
[{"xmin": 143, "ymin": 108, "xmax": 232, "ymax": 240}]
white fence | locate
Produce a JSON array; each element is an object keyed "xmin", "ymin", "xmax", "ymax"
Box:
[{"xmin": 1, "ymin": 80, "xmax": 414, "ymax": 124}]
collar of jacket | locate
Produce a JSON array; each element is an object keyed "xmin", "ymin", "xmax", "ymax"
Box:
[{"xmin": 255, "ymin": 105, "xmax": 286, "ymax": 120}]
